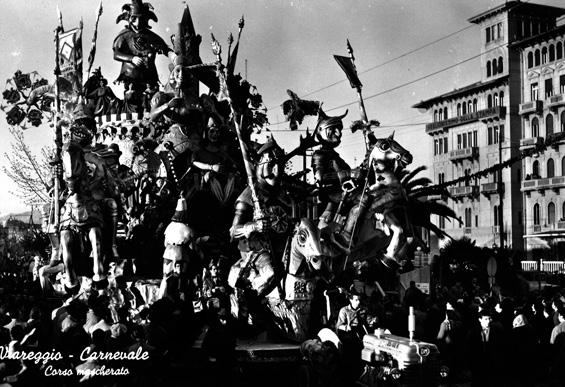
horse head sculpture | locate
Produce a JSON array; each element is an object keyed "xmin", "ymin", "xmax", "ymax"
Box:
[
  {"xmin": 288, "ymin": 218, "xmax": 326, "ymax": 276},
  {"xmin": 368, "ymin": 132, "xmax": 413, "ymax": 174}
]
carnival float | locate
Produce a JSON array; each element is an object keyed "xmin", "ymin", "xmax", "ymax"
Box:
[{"xmin": 1, "ymin": 1, "xmax": 473, "ymax": 385}]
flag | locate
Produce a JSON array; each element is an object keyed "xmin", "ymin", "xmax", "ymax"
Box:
[
  {"xmin": 58, "ymin": 27, "xmax": 83, "ymax": 95},
  {"xmin": 334, "ymin": 55, "xmax": 362, "ymax": 89}
]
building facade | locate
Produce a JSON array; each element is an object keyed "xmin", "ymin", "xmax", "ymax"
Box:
[
  {"xmin": 515, "ymin": 16, "xmax": 565, "ymax": 259},
  {"xmin": 413, "ymin": 1, "xmax": 565, "ymax": 257}
]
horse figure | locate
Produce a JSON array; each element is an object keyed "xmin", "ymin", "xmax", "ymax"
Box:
[
  {"xmin": 229, "ymin": 218, "xmax": 326, "ymax": 341},
  {"xmin": 331, "ymin": 133, "xmax": 414, "ymax": 269},
  {"xmin": 59, "ymin": 142, "xmax": 107, "ymax": 291}
]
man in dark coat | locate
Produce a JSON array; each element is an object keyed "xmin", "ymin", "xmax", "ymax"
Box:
[{"xmin": 465, "ymin": 308, "xmax": 508, "ymax": 387}]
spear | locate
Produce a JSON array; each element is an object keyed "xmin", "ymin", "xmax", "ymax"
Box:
[
  {"xmin": 334, "ymin": 39, "xmax": 374, "ymax": 149},
  {"xmin": 211, "ymin": 34, "xmax": 264, "ymax": 222},
  {"xmin": 51, "ymin": 15, "xmax": 64, "ymax": 228},
  {"xmin": 57, "ymin": 5, "xmax": 64, "ymax": 32},
  {"xmin": 87, "ymin": 1, "xmax": 103, "ymax": 76}
]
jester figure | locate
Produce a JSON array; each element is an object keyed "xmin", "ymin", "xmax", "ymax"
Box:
[
  {"xmin": 113, "ymin": 0, "xmax": 176, "ymax": 109},
  {"xmin": 228, "ymin": 140, "xmax": 292, "ymax": 304}
]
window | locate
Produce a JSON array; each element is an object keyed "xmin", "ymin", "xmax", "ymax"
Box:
[
  {"xmin": 499, "ymin": 124, "xmax": 504, "ymax": 142},
  {"xmin": 546, "ymin": 113, "xmax": 554, "ymax": 136},
  {"xmin": 542, "ymin": 46, "xmax": 548, "ymax": 64},
  {"xmin": 533, "ymin": 160, "xmax": 540, "ymax": 177},
  {"xmin": 528, "ymin": 52, "xmax": 534, "ymax": 68},
  {"xmin": 465, "ymin": 208, "xmax": 472, "ymax": 228},
  {"xmin": 560, "ymin": 75, "xmax": 565, "ymax": 94},
  {"xmin": 562, "ymin": 156, "xmax": 565, "ymax": 176},
  {"xmin": 488, "ymin": 127, "xmax": 493, "ymax": 145},
  {"xmin": 493, "ymin": 60, "xmax": 498, "ymax": 76},
  {"xmin": 545, "ymin": 78, "xmax": 553, "ymax": 98},
  {"xmin": 486, "ymin": 27, "xmax": 491, "ymax": 43},
  {"xmin": 438, "ymin": 138, "xmax": 443, "ymax": 154},
  {"xmin": 487, "ymin": 61, "xmax": 491, "ymax": 77},
  {"xmin": 535, "ymin": 50, "xmax": 541, "ymax": 66},
  {"xmin": 494, "ymin": 205, "xmax": 499, "ymax": 226},
  {"xmin": 532, "ymin": 117, "xmax": 539, "ymax": 137},
  {"xmin": 438, "ymin": 173, "xmax": 445, "ymax": 184},
  {"xmin": 488, "ymin": 95, "xmax": 493, "ymax": 108},
  {"xmin": 473, "ymin": 99, "xmax": 478, "ymax": 111},
  {"xmin": 562, "ymin": 111, "xmax": 565, "ymax": 132},
  {"xmin": 558, "ymin": 42, "xmax": 563, "ymax": 60},
  {"xmin": 462, "ymin": 133, "xmax": 468, "ymax": 148},
  {"xmin": 462, "ymin": 103, "xmax": 467, "ymax": 115},
  {"xmin": 473, "ymin": 130, "xmax": 477, "ymax": 147},
  {"xmin": 548, "ymin": 202, "xmax": 556, "ymax": 225},
  {"xmin": 438, "ymin": 109, "xmax": 443, "ymax": 121},
  {"xmin": 550, "ymin": 44, "xmax": 555, "ymax": 62},
  {"xmin": 548, "ymin": 158, "xmax": 555, "ymax": 178},
  {"xmin": 493, "ymin": 126, "xmax": 500, "ymax": 144},
  {"xmin": 457, "ymin": 134, "xmax": 462, "ymax": 149},
  {"xmin": 498, "ymin": 57, "xmax": 503, "ymax": 73},
  {"xmin": 475, "ymin": 215, "xmax": 478, "ymax": 228},
  {"xmin": 499, "ymin": 91, "xmax": 504, "ymax": 107},
  {"xmin": 434, "ymin": 110, "xmax": 438, "ymax": 122},
  {"xmin": 457, "ymin": 103, "xmax": 461, "ymax": 116},
  {"xmin": 444, "ymin": 137, "xmax": 448, "ymax": 154},
  {"xmin": 443, "ymin": 107, "xmax": 448, "ymax": 120},
  {"xmin": 467, "ymin": 132, "xmax": 473, "ymax": 147},
  {"xmin": 531, "ymin": 83, "xmax": 539, "ymax": 100},
  {"xmin": 434, "ymin": 139, "xmax": 438, "ymax": 155},
  {"xmin": 468, "ymin": 100, "xmax": 472, "ymax": 113},
  {"xmin": 494, "ymin": 93, "xmax": 499, "ymax": 107},
  {"xmin": 533, "ymin": 203, "xmax": 540, "ymax": 226}
]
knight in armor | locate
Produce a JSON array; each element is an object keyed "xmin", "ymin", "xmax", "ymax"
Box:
[
  {"xmin": 311, "ymin": 108, "xmax": 359, "ymax": 242},
  {"xmin": 113, "ymin": 0, "xmax": 176, "ymax": 109},
  {"xmin": 229, "ymin": 139, "xmax": 291, "ymax": 298},
  {"xmin": 59, "ymin": 104, "xmax": 121, "ymax": 291}
]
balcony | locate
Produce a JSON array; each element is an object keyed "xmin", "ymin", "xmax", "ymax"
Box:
[
  {"xmin": 548, "ymin": 94, "xmax": 565, "ymax": 109},
  {"xmin": 481, "ymin": 182, "xmax": 504, "ymax": 196},
  {"xmin": 425, "ymin": 106, "xmax": 506, "ymax": 134},
  {"xmin": 521, "ymin": 176, "xmax": 565, "ymax": 192},
  {"xmin": 519, "ymin": 100, "xmax": 543, "ymax": 115},
  {"xmin": 448, "ymin": 185, "xmax": 479, "ymax": 199},
  {"xmin": 426, "ymin": 194, "xmax": 448, "ymax": 202},
  {"xmin": 449, "ymin": 147, "xmax": 478, "ymax": 162},
  {"xmin": 519, "ymin": 136, "xmax": 544, "ymax": 150},
  {"xmin": 548, "ymin": 132, "xmax": 565, "ymax": 148}
]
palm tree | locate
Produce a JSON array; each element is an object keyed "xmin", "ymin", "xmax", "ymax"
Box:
[{"xmin": 400, "ymin": 165, "xmax": 460, "ymax": 241}]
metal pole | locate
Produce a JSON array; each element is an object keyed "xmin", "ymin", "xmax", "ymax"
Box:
[{"xmin": 498, "ymin": 127, "xmax": 504, "ymax": 249}]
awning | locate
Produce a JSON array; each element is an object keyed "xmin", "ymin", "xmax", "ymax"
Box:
[{"xmin": 523, "ymin": 236, "xmax": 550, "ymax": 249}]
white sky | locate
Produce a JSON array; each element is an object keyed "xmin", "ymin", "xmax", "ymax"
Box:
[{"xmin": 0, "ymin": 0, "xmax": 562, "ymax": 214}]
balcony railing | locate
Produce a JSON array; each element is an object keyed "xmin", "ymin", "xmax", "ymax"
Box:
[
  {"xmin": 519, "ymin": 100, "xmax": 543, "ymax": 115},
  {"xmin": 521, "ymin": 176, "xmax": 565, "ymax": 192},
  {"xmin": 426, "ymin": 194, "xmax": 448, "ymax": 201},
  {"xmin": 533, "ymin": 225, "xmax": 542, "ymax": 232},
  {"xmin": 519, "ymin": 136, "xmax": 544, "ymax": 150},
  {"xmin": 548, "ymin": 94, "xmax": 565, "ymax": 109},
  {"xmin": 425, "ymin": 106, "xmax": 506, "ymax": 134},
  {"xmin": 521, "ymin": 260, "xmax": 565, "ymax": 273},
  {"xmin": 481, "ymin": 182, "xmax": 504, "ymax": 195},
  {"xmin": 448, "ymin": 185, "xmax": 479, "ymax": 198},
  {"xmin": 449, "ymin": 147, "xmax": 478, "ymax": 162}
]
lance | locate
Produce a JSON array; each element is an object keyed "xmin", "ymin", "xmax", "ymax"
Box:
[
  {"xmin": 52, "ymin": 19, "xmax": 64, "ymax": 228},
  {"xmin": 334, "ymin": 39, "xmax": 375, "ymax": 150},
  {"xmin": 211, "ymin": 34, "xmax": 265, "ymax": 221},
  {"xmin": 87, "ymin": 1, "xmax": 103, "ymax": 76}
]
